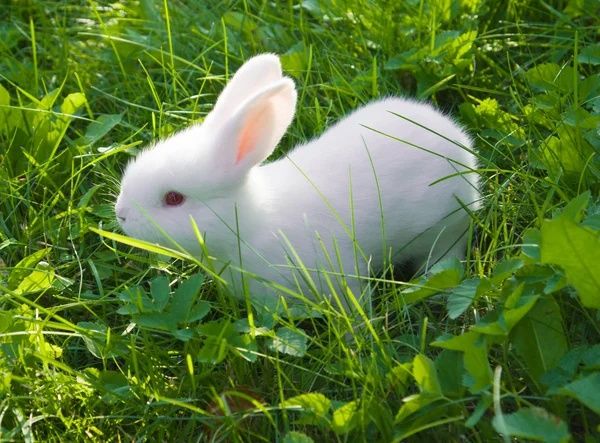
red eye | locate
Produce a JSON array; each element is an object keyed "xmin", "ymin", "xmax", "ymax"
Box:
[{"xmin": 164, "ymin": 191, "xmax": 185, "ymax": 206}]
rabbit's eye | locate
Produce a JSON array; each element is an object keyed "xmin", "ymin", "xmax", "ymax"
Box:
[{"xmin": 164, "ymin": 191, "xmax": 185, "ymax": 206}]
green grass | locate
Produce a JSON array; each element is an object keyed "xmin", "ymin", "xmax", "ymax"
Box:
[{"xmin": 1, "ymin": 0, "xmax": 599, "ymax": 441}]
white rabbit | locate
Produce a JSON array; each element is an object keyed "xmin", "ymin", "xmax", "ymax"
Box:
[{"xmin": 115, "ymin": 53, "xmax": 480, "ymax": 309}]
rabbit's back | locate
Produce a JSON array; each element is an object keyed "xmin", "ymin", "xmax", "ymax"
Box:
[{"xmin": 253, "ymin": 97, "xmax": 479, "ymax": 277}]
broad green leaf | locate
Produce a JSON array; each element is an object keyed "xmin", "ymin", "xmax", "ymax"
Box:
[
  {"xmin": 557, "ymin": 372, "xmax": 600, "ymax": 414},
  {"xmin": 60, "ymin": 92, "xmax": 87, "ymax": 115},
  {"xmin": 578, "ymin": 43, "xmax": 600, "ymax": 65},
  {"xmin": 0, "ymin": 84, "xmax": 9, "ymax": 106},
  {"xmin": 280, "ymin": 42, "xmax": 310, "ymax": 78},
  {"xmin": 490, "ymin": 258, "xmax": 524, "ymax": 284},
  {"xmin": 135, "ymin": 312, "xmax": 177, "ymax": 331},
  {"xmin": 473, "ymin": 294, "xmax": 539, "ymax": 336},
  {"xmin": 431, "ymin": 331, "xmax": 478, "ymax": 352},
  {"xmin": 169, "ymin": 273, "xmax": 205, "ymax": 320},
  {"xmin": 79, "ymin": 323, "xmax": 110, "ymax": 359},
  {"xmin": 118, "ymin": 274, "xmax": 210, "ymax": 331},
  {"xmin": 461, "ymin": 341, "xmax": 492, "ymax": 392},
  {"xmin": 581, "ymin": 344, "xmax": 600, "ymax": 366},
  {"xmin": 385, "ymin": 49, "xmax": 419, "ymax": 71},
  {"xmin": 197, "ymin": 336, "xmax": 229, "ymax": 364},
  {"xmin": 525, "ymin": 63, "xmax": 574, "ymax": 93},
  {"xmin": 412, "ymin": 354, "xmax": 442, "ymax": 395},
  {"xmin": 432, "ymin": 331, "xmax": 492, "ymax": 392},
  {"xmin": 448, "ymin": 30, "xmax": 477, "ymax": 62},
  {"xmin": 187, "ymin": 300, "xmax": 211, "ymax": 323},
  {"xmin": 504, "ymin": 280, "xmax": 526, "ymax": 310},
  {"xmin": 172, "ymin": 329, "xmax": 194, "ymax": 342},
  {"xmin": 400, "ymin": 258, "xmax": 464, "ymax": 305},
  {"xmin": 223, "ymin": 11, "xmax": 257, "ymax": 33},
  {"xmin": 150, "ymin": 276, "xmax": 170, "ymax": 311},
  {"xmin": 115, "ymin": 303, "xmax": 139, "ymax": 316},
  {"xmin": 93, "ymin": 370, "xmax": 131, "ymax": 400},
  {"xmin": 197, "ymin": 319, "xmax": 236, "ymax": 338},
  {"xmin": 386, "ymin": 362, "xmax": 412, "ymax": 392},
  {"xmin": 230, "ymin": 333, "xmax": 258, "ymax": 362},
  {"xmin": 539, "ymin": 125, "xmax": 596, "ymax": 182},
  {"xmin": 39, "ymin": 88, "xmax": 61, "ymax": 110},
  {"xmin": 281, "ymin": 393, "xmax": 331, "ymax": 424},
  {"xmin": 503, "ymin": 293, "xmax": 539, "ymax": 327},
  {"xmin": 36, "ymin": 335, "xmax": 63, "ymax": 360},
  {"xmin": 14, "ymin": 263, "xmax": 55, "ymax": 295},
  {"xmin": 465, "ymin": 394, "xmax": 492, "ymax": 428},
  {"xmin": 52, "ymin": 274, "xmax": 74, "ymax": 291},
  {"xmin": 435, "ymin": 350, "xmax": 465, "ymax": 398},
  {"xmin": 332, "ymin": 400, "xmax": 360, "ymax": 434},
  {"xmin": 8, "ymin": 248, "xmax": 50, "ymax": 289},
  {"xmin": 446, "ymin": 278, "xmax": 479, "ymax": 319},
  {"xmin": 541, "ymin": 345, "xmax": 598, "ymax": 389},
  {"xmin": 395, "ymin": 392, "xmax": 442, "ymax": 423},
  {"xmin": 0, "ymin": 311, "xmax": 15, "ymax": 333},
  {"xmin": 540, "ymin": 217, "xmax": 600, "ymax": 308},
  {"xmin": 282, "ymin": 431, "xmax": 314, "ymax": 443},
  {"xmin": 269, "ymin": 327, "xmax": 308, "ymax": 357},
  {"xmin": 233, "ymin": 318, "xmax": 270, "ymax": 336},
  {"xmin": 542, "ymin": 271, "xmax": 568, "ymax": 294},
  {"xmin": 562, "ymin": 108, "xmax": 600, "ymax": 128},
  {"xmin": 492, "ymin": 407, "xmax": 570, "ymax": 443},
  {"xmin": 558, "ymin": 191, "xmax": 590, "ymax": 222},
  {"xmin": 193, "ymin": 319, "xmax": 239, "ymax": 360},
  {"xmin": 60, "ymin": 92, "xmax": 86, "ymax": 115},
  {"xmin": 579, "ymin": 74, "xmax": 600, "ymax": 104},
  {"xmin": 117, "ymin": 287, "xmax": 154, "ymax": 314},
  {"xmin": 78, "ymin": 321, "xmax": 127, "ymax": 359},
  {"xmin": 583, "ymin": 203, "xmax": 600, "ymax": 231},
  {"xmin": 511, "ymin": 296, "xmax": 567, "ymax": 383},
  {"xmin": 80, "ymin": 113, "xmax": 122, "ymax": 145},
  {"xmin": 521, "ymin": 228, "xmax": 541, "ymax": 261},
  {"xmin": 366, "ymin": 399, "xmax": 395, "ymax": 442}
]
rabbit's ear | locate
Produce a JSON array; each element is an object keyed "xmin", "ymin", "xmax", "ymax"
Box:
[
  {"xmin": 213, "ymin": 78, "xmax": 296, "ymax": 175},
  {"xmin": 210, "ymin": 54, "xmax": 283, "ymax": 121}
]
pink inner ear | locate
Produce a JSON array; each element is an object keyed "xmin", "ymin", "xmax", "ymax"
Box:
[{"xmin": 235, "ymin": 106, "xmax": 269, "ymax": 164}]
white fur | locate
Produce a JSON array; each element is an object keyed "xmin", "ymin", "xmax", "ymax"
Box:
[{"xmin": 115, "ymin": 54, "xmax": 480, "ymax": 307}]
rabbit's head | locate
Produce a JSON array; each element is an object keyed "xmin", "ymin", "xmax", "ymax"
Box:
[{"xmin": 115, "ymin": 54, "xmax": 297, "ymax": 249}]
